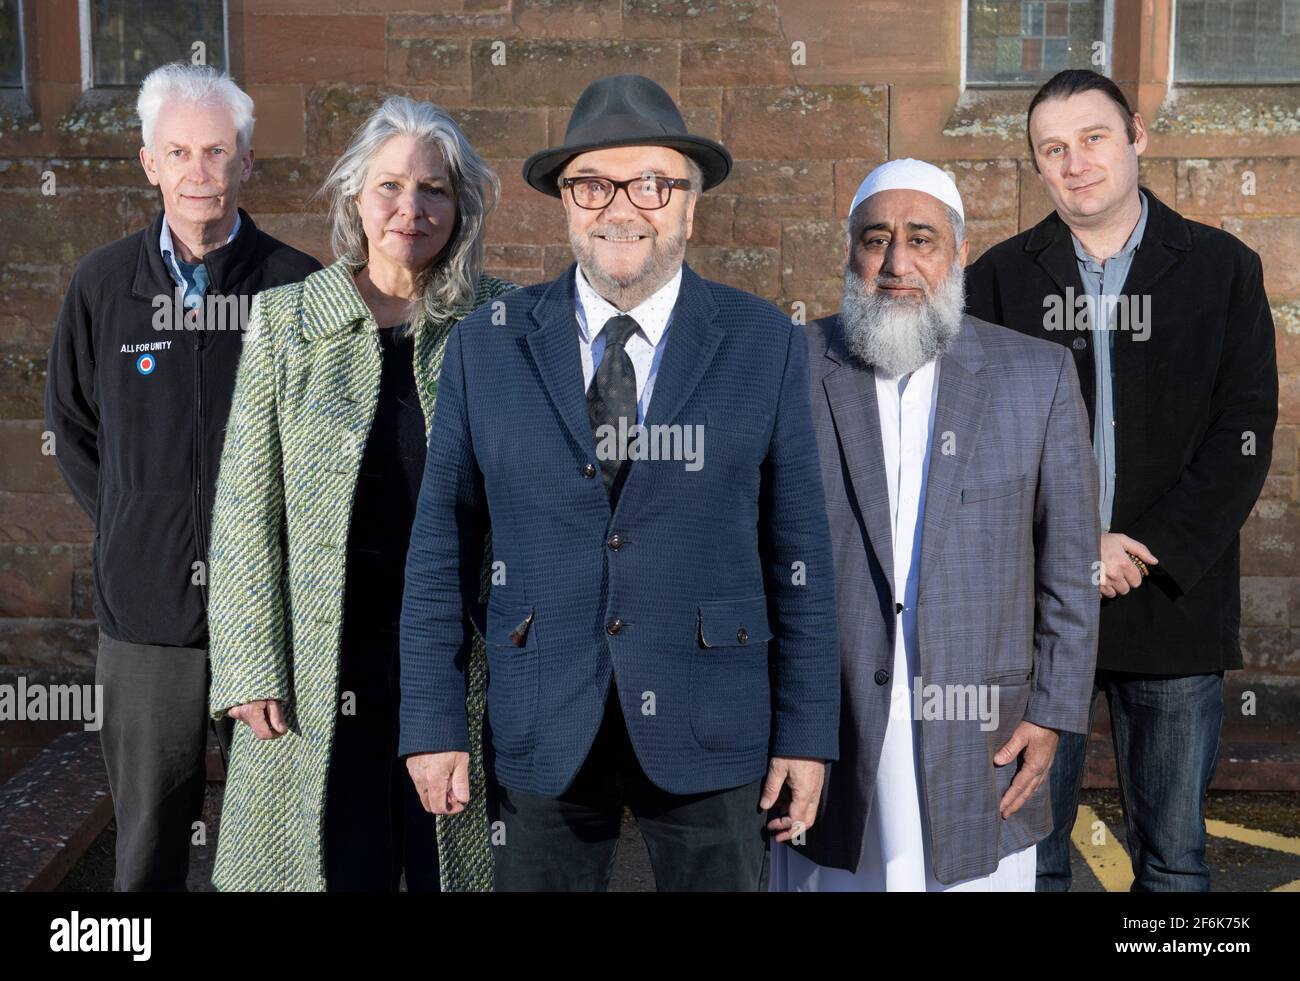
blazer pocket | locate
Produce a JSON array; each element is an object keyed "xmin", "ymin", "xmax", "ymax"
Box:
[
  {"xmin": 483, "ymin": 604, "xmax": 539, "ymax": 759},
  {"xmin": 983, "ymin": 668, "xmax": 1032, "ymax": 686},
  {"xmin": 960, "ymin": 474, "xmax": 1027, "ymax": 505},
  {"xmin": 485, "ymin": 604, "xmax": 537, "ymax": 650},
  {"xmin": 691, "ymin": 595, "xmax": 774, "ymax": 753},
  {"xmin": 698, "ymin": 595, "xmax": 773, "ymax": 648}
]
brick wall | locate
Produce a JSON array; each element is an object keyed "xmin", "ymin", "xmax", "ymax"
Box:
[{"xmin": 2, "ymin": 1, "xmax": 1298, "ymax": 735}]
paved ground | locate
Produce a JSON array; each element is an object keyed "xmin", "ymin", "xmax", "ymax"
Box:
[
  {"xmin": 54, "ymin": 786, "xmax": 1300, "ymax": 892},
  {"xmin": 1068, "ymin": 789, "xmax": 1300, "ymax": 892}
]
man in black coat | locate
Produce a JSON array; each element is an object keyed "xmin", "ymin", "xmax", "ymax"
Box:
[
  {"xmin": 44, "ymin": 63, "xmax": 319, "ymax": 890},
  {"xmin": 965, "ymin": 69, "xmax": 1277, "ymax": 892}
]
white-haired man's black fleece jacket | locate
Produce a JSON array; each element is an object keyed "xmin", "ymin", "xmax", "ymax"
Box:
[{"xmin": 46, "ymin": 208, "xmax": 320, "ymax": 648}]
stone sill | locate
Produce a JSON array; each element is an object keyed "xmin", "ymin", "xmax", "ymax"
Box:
[
  {"xmin": 55, "ymin": 87, "xmax": 139, "ymax": 141},
  {"xmin": 1153, "ymin": 85, "xmax": 1300, "ymax": 138},
  {"xmin": 0, "ymin": 87, "xmax": 37, "ymax": 135},
  {"xmin": 941, "ymin": 83, "xmax": 1300, "ymax": 146},
  {"xmin": 942, "ymin": 87, "xmax": 1032, "ymax": 141}
]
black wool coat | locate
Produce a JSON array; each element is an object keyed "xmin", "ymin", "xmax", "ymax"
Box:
[{"xmin": 965, "ymin": 189, "xmax": 1278, "ymax": 675}]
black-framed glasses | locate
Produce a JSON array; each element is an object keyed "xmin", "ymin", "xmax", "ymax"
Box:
[{"xmin": 561, "ymin": 174, "xmax": 694, "ymax": 211}]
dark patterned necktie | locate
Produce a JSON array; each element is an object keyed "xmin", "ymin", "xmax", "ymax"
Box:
[{"xmin": 587, "ymin": 313, "xmax": 640, "ymax": 502}]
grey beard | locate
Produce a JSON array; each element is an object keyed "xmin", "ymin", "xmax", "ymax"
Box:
[
  {"xmin": 840, "ymin": 262, "xmax": 966, "ymax": 377},
  {"xmin": 569, "ymin": 220, "xmax": 688, "ymax": 311}
]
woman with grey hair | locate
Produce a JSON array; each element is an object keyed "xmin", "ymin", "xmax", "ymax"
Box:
[{"xmin": 206, "ymin": 96, "xmax": 513, "ymax": 892}]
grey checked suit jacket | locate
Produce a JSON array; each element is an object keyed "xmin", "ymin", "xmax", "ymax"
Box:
[{"xmin": 796, "ymin": 312, "xmax": 1100, "ymax": 884}]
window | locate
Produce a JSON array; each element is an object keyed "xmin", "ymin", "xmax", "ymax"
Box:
[
  {"xmin": 966, "ymin": 0, "xmax": 1111, "ymax": 85},
  {"xmin": 87, "ymin": 0, "xmax": 226, "ymax": 87},
  {"xmin": 0, "ymin": 0, "xmax": 23, "ymax": 89},
  {"xmin": 1174, "ymin": 0, "xmax": 1300, "ymax": 83}
]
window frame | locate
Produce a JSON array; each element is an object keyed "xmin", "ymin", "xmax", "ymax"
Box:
[
  {"xmin": 78, "ymin": 0, "xmax": 231, "ymax": 91},
  {"xmin": 961, "ymin": 0, "xmax": 1116, "ymax": 90},
  {"xmin": 0, "ymin": 0, "xmax": 27, "ymax": 91},
  {"xmin": 1169, "ymin": 0, "xmax": 1300, "ymax": 86}
]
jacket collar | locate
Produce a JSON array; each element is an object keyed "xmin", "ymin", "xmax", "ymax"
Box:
[
  {"xmin": 1023, "ymin": 186, "xmax": 1191, "ymax": 298},
  {"xmin": 130, "ymin": 207, "xmax": 260, "ymax": 300},
  {"xmin": 820, "ymin": 312, "xmax": 989, "ymax": 607},
  {"xmin": 300, "ymin": 260, "xmax": 375, "ymax": 341},
  {"xmin": 525, "ymin": 262, "xmax": 722, "ymax": 514}
]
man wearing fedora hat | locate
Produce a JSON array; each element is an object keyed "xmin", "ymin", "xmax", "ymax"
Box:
[{"xmin": 399, "ymin": 74, "xmax": 839, "ymax": 890}]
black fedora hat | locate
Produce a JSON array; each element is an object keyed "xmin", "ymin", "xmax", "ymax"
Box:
[{"xmin": 523, "ymin": 74, "xmax": 732, "ymax": 197}]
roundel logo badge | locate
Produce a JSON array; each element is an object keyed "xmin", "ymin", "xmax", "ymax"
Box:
[{"xmin": 136, "ymin": 353, "xmax": 156, "ymax": 375}]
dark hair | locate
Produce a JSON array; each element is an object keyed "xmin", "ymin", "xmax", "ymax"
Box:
[{"xmin": 1026, "ymin": 69, "xmax": 1136, "ymax": 170}]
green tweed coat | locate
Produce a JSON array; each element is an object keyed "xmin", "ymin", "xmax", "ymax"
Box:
[{"xmin": 207, "ymin": 259, "xmax": 515, "ymax": 892}]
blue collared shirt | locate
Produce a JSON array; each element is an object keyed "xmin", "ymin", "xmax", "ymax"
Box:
[
  {"xmin": 1070, "ymin": 192, "xmax": 1148, "ymax": 531},
  {"xmin": 159, "ymin": 212, "xmax": 241, "ymax": 310}
]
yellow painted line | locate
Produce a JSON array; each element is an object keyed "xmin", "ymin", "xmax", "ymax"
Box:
[
  {"xmin": 1206, "ymin": 819, "xmax": 1300, "ymax": 857},
  {"xmin": 1072, "ymin": 804, "xmax": 1134, "ymax": 892},
  {"xmin": 1273, "ymin": 879, "xmax": 1300, "ymax": 892}
]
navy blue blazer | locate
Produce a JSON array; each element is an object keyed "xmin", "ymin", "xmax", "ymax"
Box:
[{"xmin": 399, "ymin": 263, "xmax": 839, "ymax": 797}]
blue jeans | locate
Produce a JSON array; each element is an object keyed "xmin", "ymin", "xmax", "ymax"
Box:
[{"xmin": 1036, "ymin": 670, "xmax": 1224, "ymax": 892}]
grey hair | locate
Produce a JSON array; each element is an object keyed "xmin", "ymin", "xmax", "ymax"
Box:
[
  {"xmin": 555, "ymin": 153, "xmax": 705, "ymax": 193},
  {"xmin": 943, "ymin": 204, "xmax": 966, "ymax": 246},
  {"xmin": 137, "ymin": 62, "xmax": 254, "ymax": 151},
  {"xmin": 321, "ymin": 96, "xmax": 499, "ymax": 330},
  {"xmin": 847, "ymin": 199, "xmax": 966, "ymax": 247},
  {"xmin": 681, "ymin": 156, "xmax": 705, "ymax": 192}
]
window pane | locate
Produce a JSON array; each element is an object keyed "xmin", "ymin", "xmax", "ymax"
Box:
[
  {"xmin": 91, "ymin": 0, "xmax": 225, "ymax": 87},
  {"xmin": 967, "ymin": 0, "xmax": 1108, "ymax": 85},
  {"xmin": 0, "ymin": 0, "xmax": 22, "ymax": 88},
  {"xmin": 1175, "ymin": 0, "xmax": 1300, "ymax": 82}
]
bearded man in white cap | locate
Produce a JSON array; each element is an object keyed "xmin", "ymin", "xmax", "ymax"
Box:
[{"xmin": 771, "ymin": 159, "xmax": 1100, "ymax": 891}]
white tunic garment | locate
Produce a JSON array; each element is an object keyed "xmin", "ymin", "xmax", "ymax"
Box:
[{"xmin": 771, "ymin": 359, "xmax": 1035, "ymax": 892}]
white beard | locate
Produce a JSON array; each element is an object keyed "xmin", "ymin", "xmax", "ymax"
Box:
[{"xmin": 840, "ymin": 260, "xmax": 966, "ymax": 377}]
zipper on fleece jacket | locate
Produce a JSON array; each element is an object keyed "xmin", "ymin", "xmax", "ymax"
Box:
[{"xmin": 192, "ymin": 326, "xmax": 210, "ymax": 612}]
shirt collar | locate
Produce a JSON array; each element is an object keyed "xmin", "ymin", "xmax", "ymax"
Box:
[
  {"xmin": 574, "ymin": 263, "xmax": 682, "ymax": 346},
  {"xmin": 1070, "ymin": 192, "xmax": 1148, "ymax": 270},
  {"xmin": 873, "ymin": 358, "xmax": 938, "ymax": 388},
  {"xmin": 160, "ymin": 211, "xmax": 242, "ymax": 277}
]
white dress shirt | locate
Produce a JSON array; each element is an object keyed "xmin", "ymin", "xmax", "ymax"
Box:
[
  {"xmin": 574, "ymin": 263, "xmax": 681, "ymax": 424},
  {"xmin": 770, "ymin": 358, "xmax": 1036, "ymax": 892}
]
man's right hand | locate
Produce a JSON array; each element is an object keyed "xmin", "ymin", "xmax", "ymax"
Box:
[
  {"xmin": 1099, "ymin": 532, "xmax": 1158, "ymax": 598},
  {"xmin": 227, "ymin": 699, "xmax": 288, "ymax": 740},
  {"xmin": 406, "ymin": 751, "xmax": 471, "ymax": 815}
]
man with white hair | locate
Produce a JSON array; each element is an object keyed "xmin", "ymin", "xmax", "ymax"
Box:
[
  {"xmin": 45, "ymin": 62, "xmax": 319, "ymax": 890},
  {"xmin": 771, "ymin": 159, "xmax": 1099, "ymax": 891}
]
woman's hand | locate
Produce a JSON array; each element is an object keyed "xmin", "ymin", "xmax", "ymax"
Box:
[{"xmin": 228, "ymin": 699, "xmax": 288, "ymax": 740}]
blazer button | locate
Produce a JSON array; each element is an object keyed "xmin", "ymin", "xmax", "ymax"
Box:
[
  {"xmin": 582, "ymin": 463, "xmax": 597, "ymax": 479},
  {"xmin": 606, "ymin": 619, "xmax": 625, "ymax": 635},
  {"xmin": 737, "ymin": 627, "xmax": 748, "ymax": 644},
  {"xmin": 874, "ymin": 669, "xmax": 890, "ymax": 686},
  {"xmin": 607, "ymin": 534, "xmax": 623, "ymax": 550}
]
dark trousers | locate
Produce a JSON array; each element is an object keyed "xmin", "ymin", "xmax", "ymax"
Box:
[
  {"xmin": 487, "ymin": 684, "xmax": 767, "ymax": 891},
  {"xmin": 322, "ymin": 624, "xmax": 440, "ymax": 892},
  {"xmin": 1037, "ymin": 670, "xmax": 1224, "ymax": 892},
  {"xmin": 95, "ymin": 629, "xmax": 231, "ymax": 892}
]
